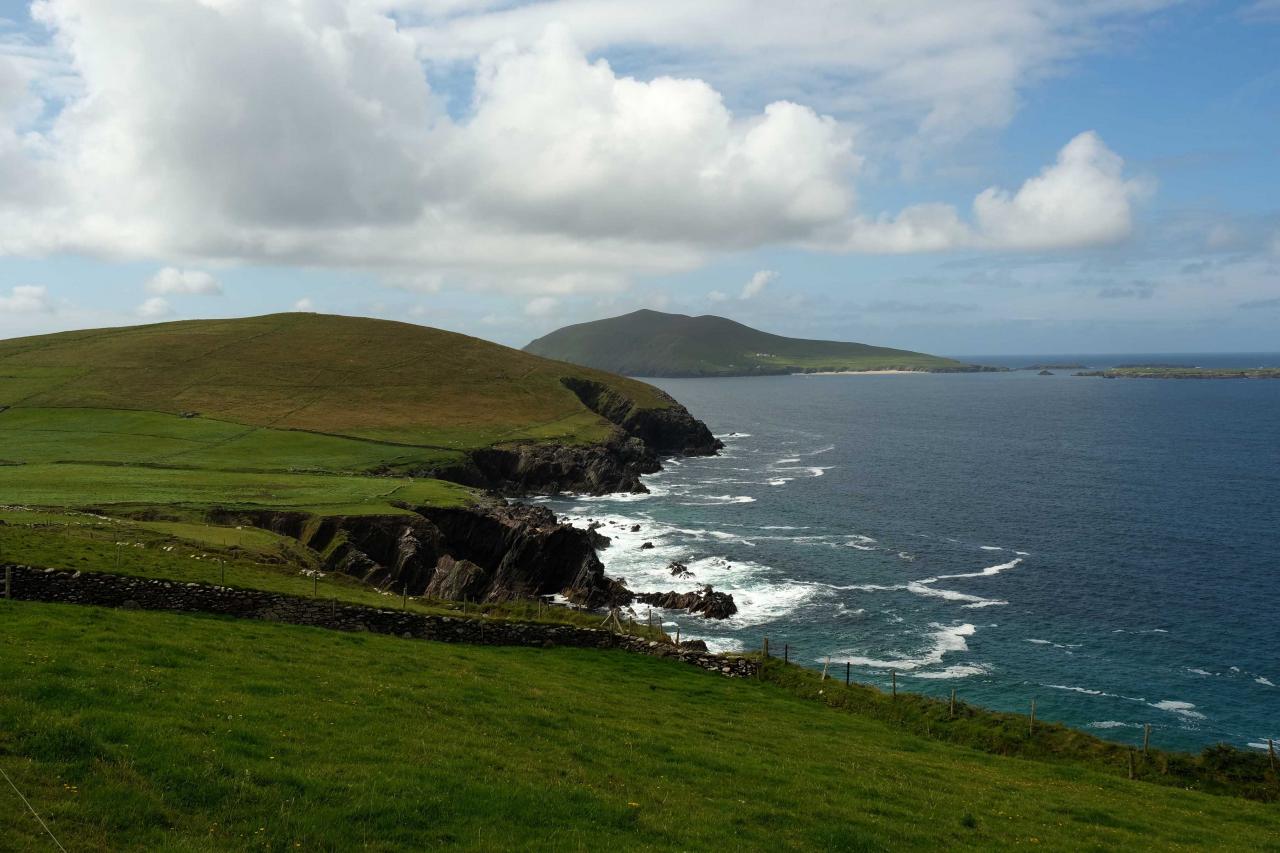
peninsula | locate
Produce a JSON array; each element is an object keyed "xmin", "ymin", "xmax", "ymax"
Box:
[{"xmin": 524, "ymin": 309, "xmax": 997, "ymax": 377}]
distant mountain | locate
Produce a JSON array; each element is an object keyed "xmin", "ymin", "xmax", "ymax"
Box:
[{"xmin": 525, "ymin": 310, "xmax": 987, "ymax": 377}]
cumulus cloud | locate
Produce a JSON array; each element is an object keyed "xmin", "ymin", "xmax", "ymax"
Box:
[
  {"xmin": 136, "ymin": 296, "xmax": 172, "ymax": 319},
  {"xmin": 829, "ymin": 132, "xmax": 1144, "ymax": 253},
  {"xmin": 741, "ymin": 270, "xmax": 776, "ymax": 299},
  {"xmin": 0, "ymin": 2, "xmax": 1147, "ymax": 298},
  {"xmin": 294, "ymin": 297, "xmax": 315, "ymax": 312},
  {"xmin": 146, "ymin": 267, "xmax": 221, "ymax": 296},
  {"xmin": 972, "ymin": 131, "xmax": 1146, "ymax": 250},
  {"xmin": 0, "ymin": 284, "xmax": 54, "ymax": 313},
  {"xmin": 403, "ymin": 0, "xmax": 1175, "ymax": 145}
]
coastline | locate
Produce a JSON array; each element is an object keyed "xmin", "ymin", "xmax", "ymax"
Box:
[{"xmin": 794, "ymin": 369, "xmax": 929, "ymax": 376}]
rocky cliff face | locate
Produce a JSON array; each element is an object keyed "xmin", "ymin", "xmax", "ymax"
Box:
[
  {"xmin": 418, "ymin": 378, "xmax": 722, "ymax": 497},
  {"xmin": 224, "ymin": 503, "xmax": 630, "ymax": 608}
]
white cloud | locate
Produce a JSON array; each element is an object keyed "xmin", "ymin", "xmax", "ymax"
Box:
[
  {"xmin": 0, "ymin": 2, "xmax": 1149, "ymax": 300},
  {"xmin": 0, "ymin": 284, "xmax": 54, "ymax": 313},
  {"xmin": 146, "ymin": 266, "xmax": 221, "ymax": 295},
  {"xmin": 828, "ymin": 132, "xmax": 1144, "ymax": 253},
  {"xmin": 524, "ymin": 296, "xmax": 559, "ymax": 317},
  {"xmin": 402, "ymin": 0, "xmax": 1175, "ymax": 146},
  {"xmin": 972, "ymin": 131, "xmax": 1146, "ymax": 250},
  {"xmin": 294, "ymin": 297, "xmax": 315, "ymax": 312},
  {"xmin": 136, "ymin": 296, "xmax": 172, "ymax": 319},
  {"xmin": 741, "ymin": 270, "xmax": 777, "ymax": 299},
  {"xmin": 706, "ymin": 290, "xmax": 728, "ymax": 303}
]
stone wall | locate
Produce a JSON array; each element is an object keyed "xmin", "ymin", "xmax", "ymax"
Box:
[{"xmin": 1, "ymin": 565, "xmax": 758, "ymax": 678}]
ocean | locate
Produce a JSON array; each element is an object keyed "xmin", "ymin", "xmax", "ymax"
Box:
[{"xmin": 541, "ymin": 354, "xmax": 1280, "ymax": 753}]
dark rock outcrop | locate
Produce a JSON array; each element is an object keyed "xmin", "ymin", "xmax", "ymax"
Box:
[
  {"xmin": 559, "ymin": 377, "xmax": 722, "ymax": 457},
  {"xmin": 409, "ymin": 378, "xmax": 720, "ymax": 497},
  {"xmin": 668, "ymin": 560, "xmax": 691, "ymax": 577},
  {"xmin": 635, "ymin": 585, "xmax": 738, "ymax": 619}
]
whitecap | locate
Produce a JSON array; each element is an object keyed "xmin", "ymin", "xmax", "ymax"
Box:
[
  {"xmin": 1027, "ymin": 639, "xmax": 1052, "ymax": 645},
  {"xmin": 1257, "ymin": 676, "xmax": 1276, "ymax": 687},
  {"xmin": 934, "ymin": 557, "xmax": 1023, "ymax": 581},
  {"xmin": 775, "ymin": 457, "xmax": 800, "ymax": 464},
  {"xmin": 836, "ymin": 623, "xmax": 976, "ymax": 671},
  {"xmin": 767, "ymin": 478, "xmax": 791, "ymax": 486},
  {"xmin": 1151, "ymin": 700, "xmax": 1205, "ymax": 720},
  {"xmin": 1047, "ymin": 684, "xmax": 1112, "ymax": 697},
  {"xmin": 980, "ymin": 546, "xmax": 1004, "ymax": 551},
  {"xmin": 911, "ymin": 663, "xmax": 991, "ymax": 679},
  {"xmin": 1187, "ymin": 668, "xmax": 1213, "ymax": 676},
  {"xmin": 1089, "ymin": 721, "xmax": 1141, "ymax": 730}
]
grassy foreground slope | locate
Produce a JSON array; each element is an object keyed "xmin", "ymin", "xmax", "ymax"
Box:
[
  {"xmin": 2, "ymin": 603, "xmax": 1277, "ymax": 852},
  {"xmin": 525, "ymin": 309, "xmax": 973, "ymax": 377}
]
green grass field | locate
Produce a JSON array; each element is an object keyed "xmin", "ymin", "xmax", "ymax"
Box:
[{"xmin": 2, "ymin": 602, "xmax": 1277, "ymax": 852}]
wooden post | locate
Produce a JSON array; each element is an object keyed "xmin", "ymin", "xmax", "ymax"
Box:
[
  {"xmin": 313, "ymin": 573, "xmax": 318, "ymax": 598},
  {"xmin": 821, "ymin": 656, "xmax": 830, "ymax": 681},
  {"xmin": 949, "ymin": 688, "xmax": 956, "ymax": 719},
  {"xmin": 845, "ymin": 661, "xmax": 851, "ymax": 686},
  {"xmin": 402, "ymin": 585, "xmax": 407, "ymax": 610},
  {"xmin": 3, "ymin": 564, "xmax": 10, "ymax": 599},
  {"xmin": 647, "ymin": 608, "xmax": 653, "ymax": 629},
  {"xmin": 891, "ymin": 670, "xmax": 897, "ymax": 698},
  {"xmin": 1128, "ymin": 748, "xmax": 1135, "ymax": 780},
  {"xmin": 1143, "ymin": 724, "xmax": 1151, "ymax": 756},
  {"xmin": 674, "ymin": 626, "xmax": 680, "ymax": 648},
  {"xmin": 1030, "ymin": 698, "xmax": 1036, "ymax": 736},
  {"xmin": 784, "ymin": 644, "xmax": 789, "ymax": 665},
  {"xmin": 763, "ymin": 636, "xmax": 769, "ymax": 658},
  {"xmin": 1269, "ymin": 738, "xmax": 1275, "ymax": 772}
]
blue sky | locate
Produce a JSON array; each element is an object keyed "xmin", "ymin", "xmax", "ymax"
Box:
[{"xmin": 0, "ymin": 0, "xmax": 1276, "ymax": 355}]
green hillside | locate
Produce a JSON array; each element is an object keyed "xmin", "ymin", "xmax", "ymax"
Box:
[
  {"xmin": 0, "ymin": 312, "xmax": 671, "ymax": 450},
  {"xmin": 0, "ymin": 312, "xmax": 689, "ymax": 516},
  {"xmin": 524, "ymin": 309, "xmax": 978, "ymax": 376},
  {"xmin": 3, "ymin": 602, "xmax": 1277, "ymax": 851}
]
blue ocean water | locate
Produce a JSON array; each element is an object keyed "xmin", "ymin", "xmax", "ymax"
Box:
[{"xmin": 543, "ymin": 357, "xmax": 1280, "ymax": 753}]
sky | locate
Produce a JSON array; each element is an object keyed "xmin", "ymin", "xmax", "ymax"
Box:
[{"xmin": 0, "ymin": 0, "xmax": 1276, "ymax": 356}]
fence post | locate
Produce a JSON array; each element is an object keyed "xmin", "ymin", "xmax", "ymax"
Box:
[
  {"xmin": 891, "ymin": 670, "xmax": 897, "ymax": 698},
  {"xmin": 845, "ymin": 661, "xmax": 851, "ymax": 686},
  {"xmin": 763, "ymin": 636, "xmax": 769, "ymax": 658},
  {"xmin": 784, "ymin": 644, "xmax": 789, "ymax": 665},
  {"xmin": 220, "ymin": 559, "xmax": 225, "ymax": 586},
  {"xmin": 1269, "ymin": 738, "xmax": 1275, "ymax": 772},
  {"xmin": 1029, "ymin": 698, "xmax": 1036, "ymax": 736},
  {"xmin": 821, "ymin": 656, "xmax": 830, "ymax": 681},
  {"xmin": 313, "ymin": 573, "xmax": 318, "ymax": 598},
  {"xmin": 949, "ymin": 688, "xmax": 956, "ymax": 719},
  {"xmin": 1143, "ymin": 724, "xmax": 1151, "ymax": 756},
  {"xmin": 1128, "ymin": 748, "xmax": 1135, "ymax": 780},
  {"xmin": 4, "ymin": 565, "xmax": 10, "ymax": 599},
  {"xmin": 674, "ymin": 627, "xmax": 680, "ymax": 648},
  {"xmin": 402, "ymin": 585, "xmax": 408, "ymax": 610}
]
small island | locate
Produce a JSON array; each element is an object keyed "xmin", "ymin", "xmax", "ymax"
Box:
[
  {"xmin": 1076, "ymin": 367, "xmax": 1280, "ymax": 379},
  {"xmin": 526, "ymin": 309, "xmax": 1002, "ymax": 377}
]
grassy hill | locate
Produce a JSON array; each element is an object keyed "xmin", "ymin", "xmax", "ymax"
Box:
[
  {"xmin": 2, "ymin": 601, "xmax": 1277, "ymax": 851},
  {"xmin": 0, "ymin": 312, "xmax": 701, "ymax": 517},
  {"xmin": 0, "ymin": 312, "xmax": 671, "ymax": 451},
  {"xmin": 524, "ymin": 309, "xmax": 977, "ymax": 377}
]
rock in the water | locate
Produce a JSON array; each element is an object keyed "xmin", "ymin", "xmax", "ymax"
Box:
[
  {"xmin": 1038, "ymin": 369, "xmax": 1054, "ymax": 376},
  {"xmin": 680, "ymin": 639, "xmax": 709, "ymax": 652},
  {"xmin": 668, "ymin": 560, "xmax": 691, "ymax": 577},
  {"xmin": 630, "ymin": 524, "xmax": 641, "ymax": 533},
  {"xmin": 635, "ymin": 585, "xmax": 738, "ymax": 619},
  {"xmin": 640, "ymin": 541, "xmax": 655, "ymax": 550}
]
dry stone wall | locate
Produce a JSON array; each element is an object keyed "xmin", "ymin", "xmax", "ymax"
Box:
[{"xmin": 2, "ymin": 565, "xmax": 758, "ymax": 678}]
